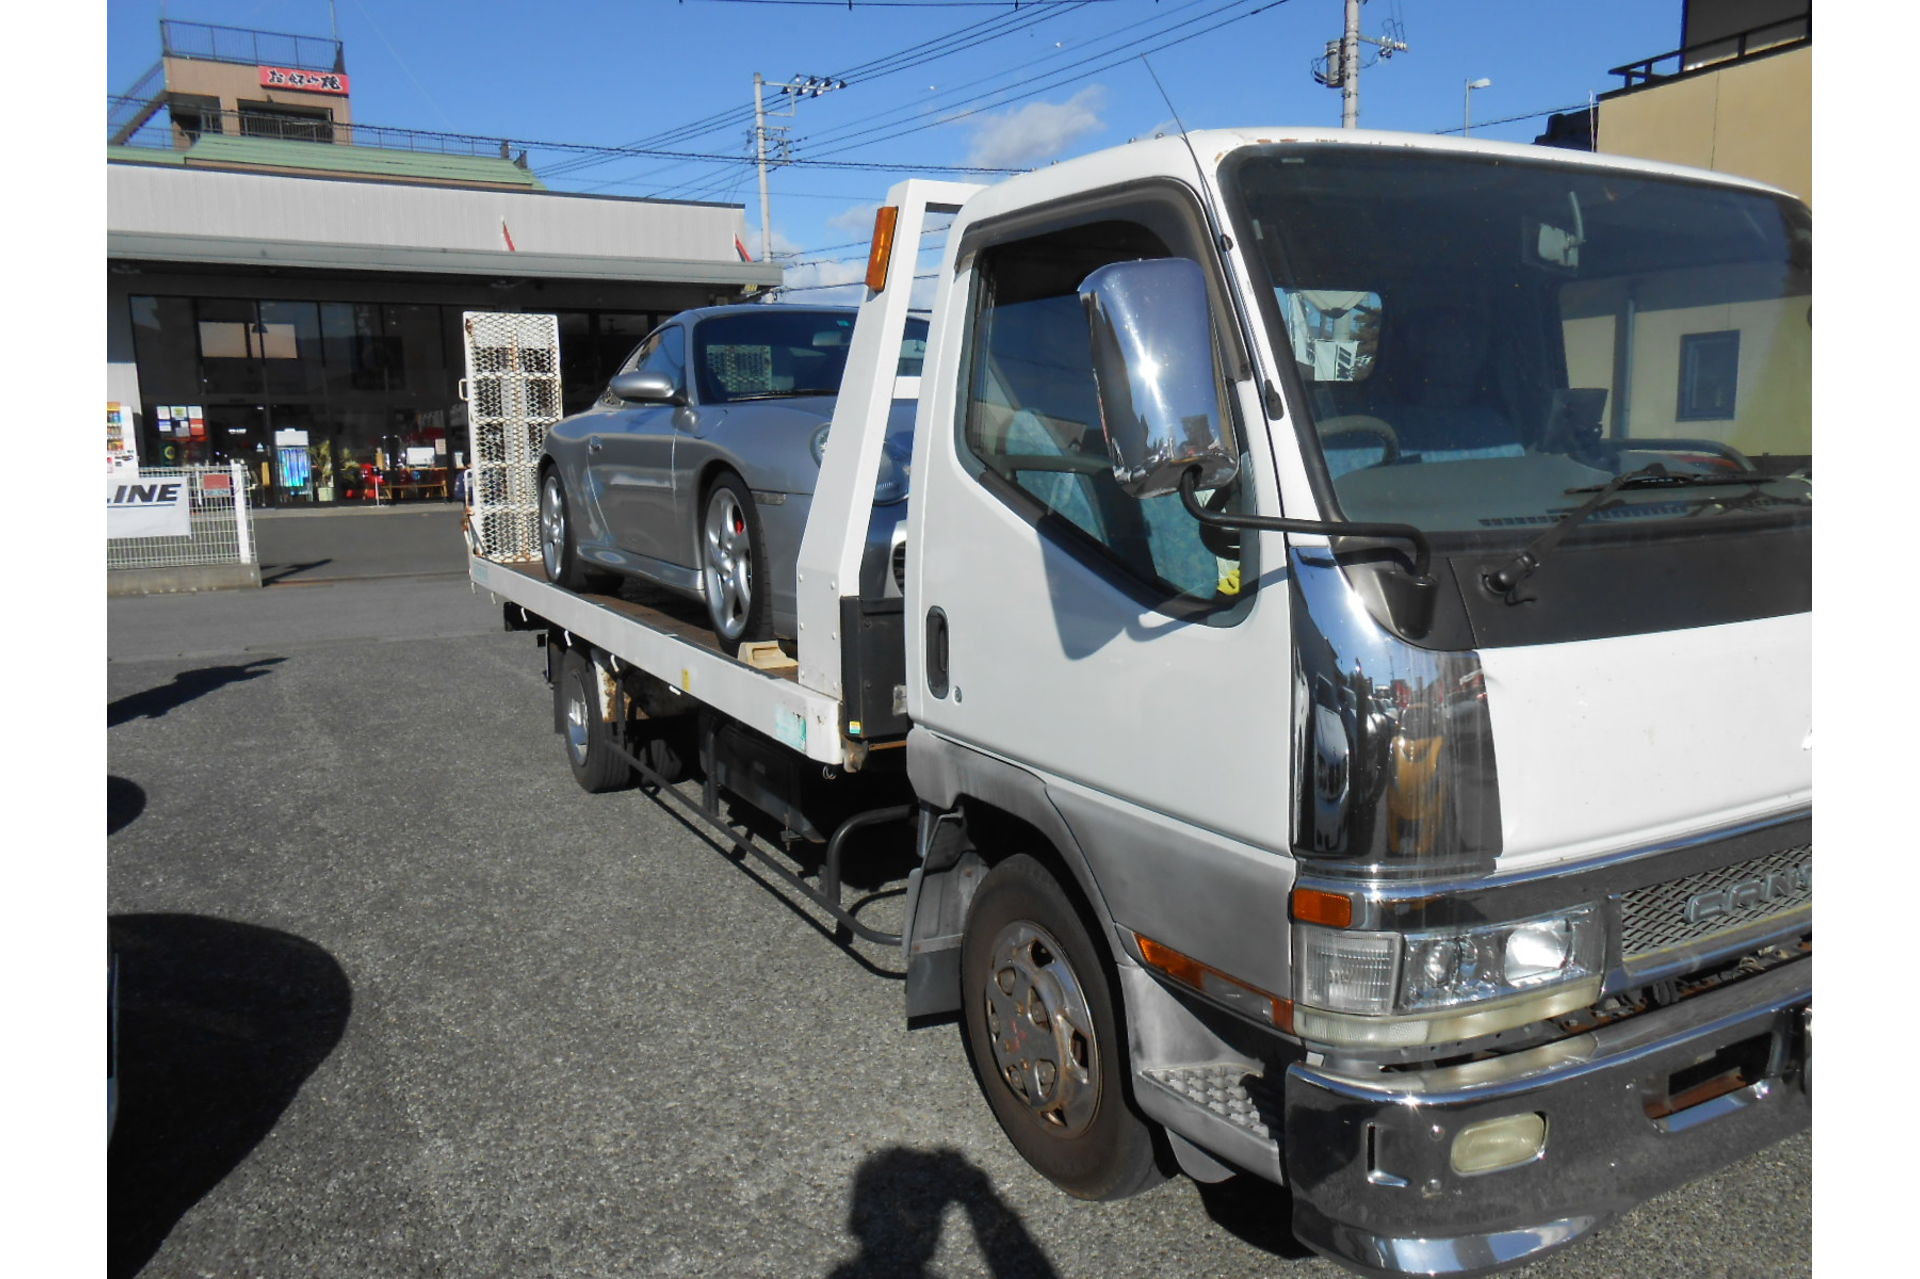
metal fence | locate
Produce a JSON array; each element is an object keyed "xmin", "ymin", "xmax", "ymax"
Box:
[{"xmin": 107, "ymin": 464, "xmax": 256, "ymax": 571}]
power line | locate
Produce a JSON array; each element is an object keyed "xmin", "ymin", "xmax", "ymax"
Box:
[
  {"xmin": 544, "ymin": 2, "xmax": 1088, "ymax": 184},
  {"xmin": 798, "ymin": 0, "xmax": 1224, "ymax": 153},
  {"xmin": 640, "ymin": 0, "xmax": 1251, "ymax": 202},
  {"xmin": 807, "ymin": 0, "xmax": 1292, "ymax": 160},
  {"xmin": 1429, "ymin": 102, "xmax": 1587, "ymax": 135}
]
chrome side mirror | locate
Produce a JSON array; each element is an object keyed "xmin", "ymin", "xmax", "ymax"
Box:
[
  {"xmin": 1079, "ymin": 257, "xmax": 1238, "ymax": 499},
  {"xmin": 608, "ymin": 370, "xmax": 679, "ymax": 403}
]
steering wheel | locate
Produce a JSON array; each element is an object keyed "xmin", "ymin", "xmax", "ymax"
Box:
[{"xmin": 1315, "ymin": 414, "xmax": 1400, "ymax": 466}]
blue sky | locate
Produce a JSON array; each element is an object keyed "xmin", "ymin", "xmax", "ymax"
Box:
[{"xmin": 106, "ymin": 0, "xmax": 1686, "ymax": 289}]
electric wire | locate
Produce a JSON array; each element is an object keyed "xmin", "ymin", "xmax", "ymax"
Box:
[
  {"xmin": 805, "ymin": 0, "xmax": 1291, "ymax": 160},
  {"xmin": 633, "ymin": 0, "xmax": 1253, "ymax": 202},
  {"xmin": 542, "ymin": 1, "xmax": 1087, "ymax": 182},
  {"xmin": 600, "ymin": 1, "xmax": 1090, "ymax": 196}
]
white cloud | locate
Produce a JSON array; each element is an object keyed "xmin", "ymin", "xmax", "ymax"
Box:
[
  {"xmin": 774, "ymin": 256, "xmax": 867, "ymax": 307},
  {"xmin": 962, "ymin": 86, "xmax": 1108, "ymax": 170},
  {"xmin": 827, "ymin": 202, "xmax": 882, "ymax": 237}
]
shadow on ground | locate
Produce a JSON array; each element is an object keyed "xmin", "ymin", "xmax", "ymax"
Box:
[
  {"xmin": 826, "ymin": 1147, "xmax": 1060, "ymax": 1278},
  {"xmin": 108, "ymin": 913, "xmax": 352, "ymax": 1279},
  {"xmin": 1194, "ymin": 1173, "xmax": 1316, "ymax": 1262},
  {"xmin": 108, "ymin": 659, "xmax": 284, "ymax": 728},
  {"xmin": 107, "ymin": 776, "xmax": 146, "ymax": 835},
  {"xmin": 260, "ymin": 559, "xmax": 332, "ymax": 585}
]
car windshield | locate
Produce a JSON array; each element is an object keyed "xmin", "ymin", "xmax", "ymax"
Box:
[
  {"xmin": 1224, "ymin": 146, "xmax": 1811, "ymax": 536},
  {"xmin": 693, "ymin": 310, "xmax": 931, "ymax": 404}
]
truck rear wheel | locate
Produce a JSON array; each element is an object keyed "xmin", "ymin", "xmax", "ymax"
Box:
[
  {"xmin": 560, "ymin": 648, "xmax": 631, "ymax": 793},
  {"xmin": 960, "ymin": 854, "xmax": 1164, "ymax": 1200}
]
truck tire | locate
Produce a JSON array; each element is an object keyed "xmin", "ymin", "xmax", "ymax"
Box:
[
  {"xmin": 542, "ymin": 469, "xmax": 618, "ymax": 594},
  {"xmin": 699, "ymin": 472, "xmax": 773, "ymax": 648},
  {"xmin": 639, "ymin": 721, "xmax": 695, "ymax": 785},
  {"xmin": 960, "ymin": 854, "xmax": 1164, "ymax": 1201},
  {"xmin": 559, "ymin": 647, "xmax": 631, "ymax": 793}
]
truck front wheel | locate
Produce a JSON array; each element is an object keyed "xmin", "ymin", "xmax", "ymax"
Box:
[{"xmin": 960, "ymin": 854, "xmax": 1164, "ymax": 1200}]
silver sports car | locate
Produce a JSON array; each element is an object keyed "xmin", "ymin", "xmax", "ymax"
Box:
[{"xmin": 538, "ymin": 305, "xmax": 926, "ymax": 646}]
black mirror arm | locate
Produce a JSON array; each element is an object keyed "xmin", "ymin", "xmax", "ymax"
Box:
[{"xmin": 1176, "ymin": 467, "xmax": 1433, "ymax": 581}]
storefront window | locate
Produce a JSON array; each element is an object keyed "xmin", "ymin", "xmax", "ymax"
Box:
[
  {"xmin": 261, "ymin": 300, "xmax": 323, "ymax": 397},
  {"xmin": 196, "ymin": 298, "xmax": 264, "ymax": 396},
  {"xmin": 128, "ymin": 293, "xmax": 680, "ymax": 505}
]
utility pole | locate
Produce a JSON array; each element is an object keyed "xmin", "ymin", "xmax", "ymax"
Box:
[
  {"xmin": 752, "ymin": 72, "xmax": 847, "ymax": 264},
  {"xmin": 754, "ymin": 74, "xmax": 773, "ymax": 264},
  {"xmin": 1313, "ymin": 0, "xmax": 1408, "ymax": 129},
  {"xmin": 1341, "ymin": 0, "xmax": 1361, "ymax": 129}
]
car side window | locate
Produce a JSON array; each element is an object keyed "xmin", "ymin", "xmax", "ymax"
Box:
[
  {"xmin": 962, "ymin": 218, "xmax": 1245, "ymax": 606},
  {"xmin": 636, "ymin": 325, "xmax": 686, "ymax": 390},
  {"xmin": 604, "ymin": 325, "xmax": 687, "ymax": 405}
]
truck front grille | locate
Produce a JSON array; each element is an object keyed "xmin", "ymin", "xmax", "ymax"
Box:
[{"xmin": 1620, "ymin": 843, "xmax": 1811, "ymax": 962}]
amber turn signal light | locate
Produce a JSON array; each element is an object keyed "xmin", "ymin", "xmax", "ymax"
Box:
[
  {"xmin": 866, "ymin": 206, "xmax": 900, "ymax": 293},
  {"xmin": 1291, "ymin": 887, "xmax": 1355, "ymax": 929}
]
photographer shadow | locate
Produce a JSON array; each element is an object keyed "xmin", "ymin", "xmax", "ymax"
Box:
[
  {"xmin": 827, "ymin": 1147, "xmax": 1060, "ymax": 1279},
  {"xmin": 108, "ymin": 913, "xmax": 352, "ymax": 1279}
]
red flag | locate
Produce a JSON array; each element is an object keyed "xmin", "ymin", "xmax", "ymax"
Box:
[
  {"xmin": 501, "ymin": 219, "xmax": 517, "ymax": 252},
  {"xmin": 734, "ymin": 234, "xmax": 752, "ymax": 262}
]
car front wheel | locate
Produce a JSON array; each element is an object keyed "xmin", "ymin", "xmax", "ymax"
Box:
[{"xmin": 700, "ymin": 473, "xmax": 772, "ymax": 648}]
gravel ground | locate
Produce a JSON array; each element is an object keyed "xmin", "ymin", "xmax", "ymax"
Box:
[{"xmin": 106, "ymin": 575, "xmax": 1810, "ymax": 1279}]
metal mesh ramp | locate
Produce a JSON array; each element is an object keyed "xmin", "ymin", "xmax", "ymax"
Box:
[{"xmin": 461, "ymin": 312, "xmax": 562, "ymax": 561}]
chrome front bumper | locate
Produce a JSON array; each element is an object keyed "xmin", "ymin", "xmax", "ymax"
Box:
[{"xmin": 1284, "ymin": 958, "xmax": 1810, "ymax": 1277}]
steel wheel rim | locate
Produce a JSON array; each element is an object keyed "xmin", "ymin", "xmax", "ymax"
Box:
[
  {"xmin": 541, "ymin": 476, "xmax": 566, "ymax": 580},
  {"xmin": 981, "ymin": 920, "xmax": 1101, "ymax": 1136},
  {"xmin": 564, "ymin": 680, "xmax": 590, "ymax": 764},
  {"xmin": 702, "ymin": 488, "xmax": 752, "ymax": 642}
]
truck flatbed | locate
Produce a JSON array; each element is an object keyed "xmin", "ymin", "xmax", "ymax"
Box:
[{"xmin": 468, "ymin": 553, "xmax": 854, "ymax": 767}]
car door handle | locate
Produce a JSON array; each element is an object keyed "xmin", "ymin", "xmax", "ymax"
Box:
[{"xmin": 587, "ymin": 435, "xmax": 604, "ymax": 453}]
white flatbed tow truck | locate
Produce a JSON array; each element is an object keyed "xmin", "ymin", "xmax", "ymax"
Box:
[{"xmin": 468, "ymin": 131, "xmax": 1811, "ymax": 1276}]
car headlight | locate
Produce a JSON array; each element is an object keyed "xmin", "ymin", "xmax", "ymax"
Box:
[
  {"xmin": 1294, "ymin": 904, "xmax": 1603, "ymax": 1049},
  {"xmin": 817, "ymin": 425, "xmax": 911, "ymax": 504}
]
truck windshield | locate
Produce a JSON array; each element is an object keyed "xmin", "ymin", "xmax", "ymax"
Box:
[{"xmin": 1223, "ymin": 146, "xmax": 1811, "ymax": 536}]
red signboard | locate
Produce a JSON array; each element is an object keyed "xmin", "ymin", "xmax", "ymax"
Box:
[{"xmin": 258, "ymin": 65, "xmax": 350, "ymax": 95}]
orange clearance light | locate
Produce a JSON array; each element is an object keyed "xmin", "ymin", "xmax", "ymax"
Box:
[
  {"xmin": 1137, "ymin": 935, "xmax": 1287, "ymax": 1027},
  {"xmin": 1137, "ymin": 935, "xmax": 1206, "ymax": 987},
  {"xmin": 1292, "ymin": 887, "xmax": 1355, "ymax": 929},
  {"xmin": 866, "ymin": 205, "xmax": 901, "ymax": 293}
]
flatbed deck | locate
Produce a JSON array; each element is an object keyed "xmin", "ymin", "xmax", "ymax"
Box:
[{"xmin": 469, "ymin": 555, "xmax": 853, "ymax": 766}]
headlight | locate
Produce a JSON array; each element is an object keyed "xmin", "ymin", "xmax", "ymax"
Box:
[
  {"xmin": 1294, "ymin": 904, "xmax": 1603, "ymax": 1049},
  {"xmin": 814, "ymin": 426, "xmax": 910, "ymax": 504}
]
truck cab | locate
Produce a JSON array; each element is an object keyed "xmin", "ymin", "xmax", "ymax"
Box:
[{"xmin": 893, "ymin": 128, "xmax": 1809, "ymax": 1273}]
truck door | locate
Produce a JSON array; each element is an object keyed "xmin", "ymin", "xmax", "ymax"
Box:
[{"xmin": 912, "ymin": 187, "xmax": 1295, "ymax": 879}]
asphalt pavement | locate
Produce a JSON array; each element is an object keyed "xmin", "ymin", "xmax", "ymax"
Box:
[
  {"xmin": 106, "ymin": 568, "xmax": 1811, "ymax": 1279},
  {"xmin": 249, "ymin": 501, "xmax": 470, "ymax": 585}
]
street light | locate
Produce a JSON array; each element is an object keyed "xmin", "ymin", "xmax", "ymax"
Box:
[{"xmin": 1463, "ymin": 77, "xmax": 1492, "ymax": 137}]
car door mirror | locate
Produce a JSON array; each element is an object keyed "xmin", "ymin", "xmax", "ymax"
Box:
[
  {"xmin": 608, "ymin": 370, "xmax": 680, "ymax": 403},
  {"xmin": 1079, "ymin": 257, "xmax": 1239, "ymax": 500}
]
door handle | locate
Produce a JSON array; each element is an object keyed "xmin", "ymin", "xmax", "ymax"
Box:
[{"xmin": 925, "ymin": 607, "xmax": 950, "ymax": 699}]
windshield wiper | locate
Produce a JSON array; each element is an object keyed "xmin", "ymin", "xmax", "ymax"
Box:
[
  {"xmin": 1483, "ymin": 464, "xmax": 1669, "ymax": 600},
  {"xmin": 1564, "ymin": 469, "xmax": 1795, "ymax": 494},
  {"xmin": 1486, "ymin": 464, "xmax": 1810, "ymax": 602},
  {"xmin": 721, "ymin": 389, "xmax": 838, "ymax": 402}
]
